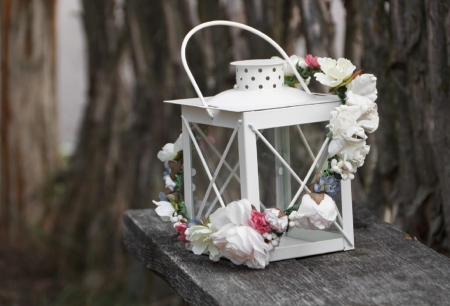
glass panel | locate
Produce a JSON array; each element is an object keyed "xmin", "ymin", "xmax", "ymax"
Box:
[
  {"xmin": 256, "ymin": 122, "xmax": 344, "ymax": 239},
  {"xmin": 257, "ymin": 123, "xmax": 330, "ymax": 210},
  {"xmin": 189, "ymin": 124, "xmax": 240, "ymax": 221}
]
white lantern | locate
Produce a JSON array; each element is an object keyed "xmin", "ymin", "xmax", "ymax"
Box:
[{"xmin": 165, "ymin": 21, "xmax": 354, "ymax": 262}]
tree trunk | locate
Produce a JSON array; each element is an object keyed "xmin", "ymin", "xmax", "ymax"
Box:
[
  {"xmin": 0, "ymin": 0, "xmax": 58, "ymax": 243},
  {"xmin": 360, "ymin": 0, "xmax": 450, "ymax": 255}
]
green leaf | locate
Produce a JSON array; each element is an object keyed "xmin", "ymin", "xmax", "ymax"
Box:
[
  {"xmin": 174, "ymin": 150, "xmax": 183, "ymax": 161},
  {"xmin": 284, "ymin": 202, "xmax": 301, "ymax": 216}
]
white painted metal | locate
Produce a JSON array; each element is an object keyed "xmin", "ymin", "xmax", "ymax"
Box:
[
  {"xmin": 176, "ymin": 21, "xmax": 356, "ymax": 262},
  {"xmin": 232, "ymin": 59, "xmax": 285, "ymax": 91},
  {"xmin": 333, "ymin": 221, "xmax": 354, "ymax": 247},
  {"xmin": 182, "ymin": 116, "xmax": 194, "ymax": 220},
  {"xmin": 181, "ymin": 115, "xmax": 225, "ymax": 208},
  {"xmin": 341, "ymin": 179, "xmax": 355, "ymax": 250},
  {"xmin": 181, "ymin": 21, "xmax": 311, "ymax": 119},
  {"xmin": 238, "ymin": 114, "xmax": 261, "ymax": 210},
  {"xmin": 166, "ymin": 93, "xmax": 338, "ymax": 113},
  {"xmin": 197, "ymin": 121, "xmax": 241, "ymax": 219},
  {"xmin": 274, "ymin": 127, "xmax": 291, "ymax": 210}
]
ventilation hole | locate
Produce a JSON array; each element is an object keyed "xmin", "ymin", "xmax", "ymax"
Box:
[
  {"xmin": 258, "ymin": 68, "xmax": 262, "ymax": 73},
  {"xmin": 245, "ymin": 85, "xmax": 248, "ymax": 89},
  {"xmin": 273, "ymin": 68, "xmax": 276, "ymax": 72},
  {"xmin": 279, "ymin": 75, "xmax": 281, "ymax": 79},
  {"xmin": 245, "ymin": 69, "xmax": 248, "ymax": 73},
  {"xmin": 273, "ymin": 84, "xmax": 276, "ymax": 88},
  {"xmin": 266, "ymin": 76, "xmax": 270, "ymax": 80},
  {"xmin": 251, "ymin": 77, "xmax": 255, "ymax": 81},
  {"xmin": 259, "ymin": 85, "xmax": 263, "ymax": 89},
  {"xmin": 240, "ymin": 77, "xmax": 243, "ymax": 81}
]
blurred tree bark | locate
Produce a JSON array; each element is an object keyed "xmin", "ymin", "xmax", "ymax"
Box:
[
  {"xmin": 0, "ymin": 0, "xmax": 58, "ymax": 244},
  {"xmin": 359, "ymin": 0, "xmax": 450, "ymax": 255}
]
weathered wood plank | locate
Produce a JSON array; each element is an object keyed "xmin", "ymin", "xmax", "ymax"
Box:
[{"xmin": 123, "ymin": 207, "xmax": 450, "ymax": 306}]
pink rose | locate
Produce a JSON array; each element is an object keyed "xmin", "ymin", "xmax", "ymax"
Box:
[
  {"xmin": 175, "ymin": 222, "xmax": 188, "ymax": 243},
  {"xmin": 249, "ymin": 211, "xmax": 272, "ymax": 234},
  {"xmin": 305, "ymin": 54, "xmax": 320, "ymax": 69}
]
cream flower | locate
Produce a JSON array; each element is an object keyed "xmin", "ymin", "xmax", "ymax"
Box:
[
  {"xmin": 210, "ymin": 199, "xmax": 271, "ymax": 269},
  {"xmin": 346, "ymin": 91, "xmax": 379, "ymax": 133},
  {"xmin": 153, "ymin": 200, "xmax": 175, "ymax": 221},
  {"xmin": 330, "ymin": 158, "xmax": 355, "ymax": 180},
  {"xmin": 315, "ymin": 58, "xmax": 356, "ymax": 87},
  {"xmin": 157, "ymin": 134, "xmax": 183, "ymax": 162},
  {"xmin": 337, "ymin": 140, "xmax": 370, "ymax": 170},
  {"xmin": 185, "ymin": 224, "xmax": 221, "ymax": 261},
  {"xmin": 346, "ymin": 74, "xmax": 378, "ymax": 102},
  {"xmin": 328, "ymin": 105, "xmax": 367, "ymax": 157},
  {"xmin": 290, "ymin": 194, "xmax": 337, "ymax": 230},
  {"xmin": 264, "ymin": 208, "xmax": 288, "ymax": 233}
]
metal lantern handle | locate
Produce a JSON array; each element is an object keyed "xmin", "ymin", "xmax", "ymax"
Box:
[{"xmin": 181, "ymin": 20, "xmax": 312, "ymax": 119}]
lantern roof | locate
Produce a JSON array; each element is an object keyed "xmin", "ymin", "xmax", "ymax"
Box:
[{"xmin": 165, "ymin": 58, "xmax": 340, "ymax": 112}]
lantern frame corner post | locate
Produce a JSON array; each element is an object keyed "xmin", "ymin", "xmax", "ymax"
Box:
[
  {"xmin": 238, "ymin": 113, "xmax": 261, "ymax": 211},
  {"xmin": 341, "ymin": 179, "xmax": 355, "ymax": 250},
  {"xmin": 274, "ymin": 126, "xmax": 291, "ymax": 210},
  {"xmin": 182, "ymin": 110, "xmax": 194, "ymax": 220}
]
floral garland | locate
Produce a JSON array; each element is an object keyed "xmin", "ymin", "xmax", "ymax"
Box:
[{"xmin": 153, "ymin": 54, "xmax": 379, "ymax": 269}]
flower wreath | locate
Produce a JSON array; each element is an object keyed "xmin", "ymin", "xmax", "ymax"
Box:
[{"xmin": 153, "ymin": 55, "xmax": 379, "ymax": 269}]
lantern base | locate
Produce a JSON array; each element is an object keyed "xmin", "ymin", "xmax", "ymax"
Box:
[{"xmin": 269, "ymin": 228, "xmax": 354, "ymax": 262}]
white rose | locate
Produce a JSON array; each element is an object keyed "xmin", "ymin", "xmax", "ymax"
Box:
[
  {"xmin": 264, "ymin": 208, "xmax": 288, "ymax": 233},
  {"xmin": 210, "ymin": 199, "xmax": 270, "ymax": 269},
  {"xmin": 157, "ymin": 134, "xmax": 183, "ymax": 162},
  {"xmin": 346, "ymin": 91, "xmax": 379, "ymax": 133},
  {"xmin": 314, "ymin": 57, "xmax": 356, "ymax": 87},
  {"xmin": 185, "ymin": 224, "xmax": 221, "ymax": 261},
  {"xmin": 153, "ymin": 200, "xmax": 175, "ymax": 221},
  {"xmin": 346, "ymin": 74, "xmax": 377, "ymax": 102},
  {"xmin": 328, "ymin": 105, "xmax": 367, "ymax": 157},
  {"xmin": 337, "ymin": 139, "xmax": 370, "ymax": 170},
  {"xmin": 291, "ymin": 194, "xmax": 337, "ymax": 230},
  {"xmin": 212, "ymin": 223, "xmax": 270, "ymax": 269}
]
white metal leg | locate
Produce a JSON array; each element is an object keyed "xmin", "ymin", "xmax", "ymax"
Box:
[
  {"xmin": 333, "ymin": 221, "xmax": 354, "ymax": 247},
  {"xmin": 239, "ymin": 117, "xmax": 261, "ymax": 210}
]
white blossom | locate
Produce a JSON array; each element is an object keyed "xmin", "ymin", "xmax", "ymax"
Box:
[
  {"xmin": 185, "ymin": 224, "xmax": 220, "ymax": 261},
  {"xmin": 346, "ymin": 74, "xmax": 378, "ymax": 102},
  {"xmin": 153, "ymin": 200, "xmax": 175, "ymax": 221},
  {"xmin": 314, "ymin": 58, "xmax": 356, "ymax": 87},
  {"xmin": 209, "ymin": 199, "xmax": 271, "ymax": 269},
  {"xmin": 157, "ymin": 134, "xmax": 183, "ymax": 162},
  {"xmin": 290, "ymin": 194, "xmax": 337, "ymax": 230},
  {"xmin": 328, "ymin": 105, "xmax": 367, "ymax": 157},
  {"xmin": 264, "ymin": 208, "xmax": 288, "ymax": 233}
]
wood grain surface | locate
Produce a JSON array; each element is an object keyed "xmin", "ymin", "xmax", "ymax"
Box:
[{"xmin": 124, "ymin": 207, "xmax": 450, "ymax": 306}]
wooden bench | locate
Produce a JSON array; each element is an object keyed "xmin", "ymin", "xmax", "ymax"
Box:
[{"xmin": 123, "ymin": 206, "xmax": 450, "ymax": 305}]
